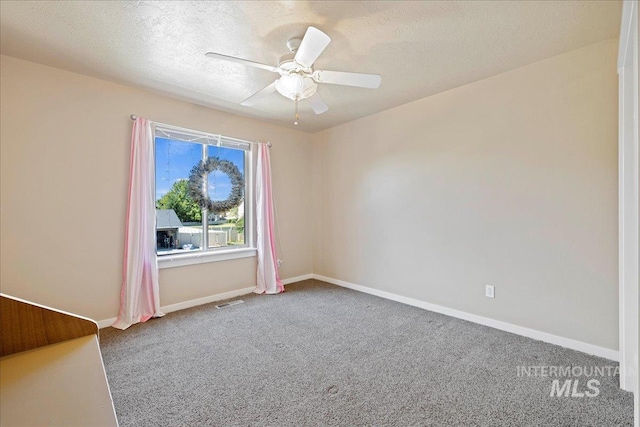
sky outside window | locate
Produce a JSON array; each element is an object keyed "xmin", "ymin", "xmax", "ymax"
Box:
[{"xmin": 155, "ymin": 137, "xmax": 245, "ymax": 202}]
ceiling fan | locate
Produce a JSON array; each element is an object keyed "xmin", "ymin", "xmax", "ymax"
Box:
[{"xmin": 205, "ymin": 26, "xmax": 381, "ymax": 125}]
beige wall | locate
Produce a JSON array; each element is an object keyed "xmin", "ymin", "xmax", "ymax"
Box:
[
  {"xmin": 1, "ymin": 38, "xmax": 620, "ymax": 350},
  {"xmin": 0, "ymin": 55, "xmax": 313, "ymax": 322},
  {"xmin": 313, "ymin": 39, "xmax": 619, "ymax": 350}
]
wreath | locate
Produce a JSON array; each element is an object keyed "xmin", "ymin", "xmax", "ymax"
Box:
[{"xmin": 187, "ymin": 157, "xmax": 244, "ymax": 213}]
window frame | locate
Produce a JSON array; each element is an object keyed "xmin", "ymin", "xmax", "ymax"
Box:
[{"xmin": 152, "ymin": 122, "xmax": 256, "ymax": 269}]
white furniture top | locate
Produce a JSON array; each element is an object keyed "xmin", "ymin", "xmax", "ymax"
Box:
[
  {"xmin": 1, "ymin": 334, "xmax": 118, "ymax": 427},
  {"xmin": 0, "ymin": 294, "xmax": 118, "ymax": 426}
]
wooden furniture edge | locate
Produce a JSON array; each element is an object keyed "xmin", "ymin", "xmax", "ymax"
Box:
[{"xmin": 1, "ymin": 293, "xmax": 99, "ymax": 357}]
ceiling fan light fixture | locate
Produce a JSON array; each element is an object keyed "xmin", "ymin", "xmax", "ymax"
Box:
[{"xmin": 275, "ymin": 74, "xmax": 317, "ymax": 101}]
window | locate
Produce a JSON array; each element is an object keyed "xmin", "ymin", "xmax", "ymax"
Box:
[{"xmin": 154, "ymin": 124, "xmax": 253, "ymax": 264}]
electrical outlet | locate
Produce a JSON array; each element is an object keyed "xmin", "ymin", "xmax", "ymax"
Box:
[
  {"xmin": 485, "ymin": 285, "xmax": 495, "ymax": 298},
  {"xmin": 277, "ymin": 259, "xmax": 283, "ymax": 268}
]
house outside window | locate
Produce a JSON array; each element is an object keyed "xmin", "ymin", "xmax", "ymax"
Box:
[{"xmin": 154, "ymin": 124, "xmax": 253, "ymax": 263}]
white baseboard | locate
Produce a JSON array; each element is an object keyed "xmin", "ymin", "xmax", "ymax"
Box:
[
  {"xmin": 97, "ymin": 274, "xmax": 315, "ymax": 329},
  {"xmin": 97, "ymin": 286, "xmax": 255, "ymax": 329},
  {"xmin": 160, "ymin": 286, "xmax": 256, "ymax": 314},
  {"xmin": 97, "ymin": 317, "xmax": 117, "ymax": 329},
  {"xmin": 282, "ymin": 273, "xmax": 313, "ymax": 285},
  {"xmin": 312, "ymin": 274, "xmax": 619, "ymax": 362}
]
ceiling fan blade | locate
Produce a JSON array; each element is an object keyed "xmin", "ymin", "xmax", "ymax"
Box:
[
  {"xmin": 205, "ymin": 52, "xmax": 278, "ymax": 73},
  {"xmin": 294, "ymin": 27, "xmax": 331, "ymax": 68},
  {"xmin": 241, "ymin": 81, "xmax": 278, "ymax": 106},
  {"xmin": 313, "ymin": 70, "xmax": 381, "ymax": 89},
  {"xmin": 306, "ymin": 92, "xmax": 329, "ymax": 115}
]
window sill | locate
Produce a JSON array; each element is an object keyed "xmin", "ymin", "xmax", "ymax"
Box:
[{"xmin": 157, "ymin": 247, "xmax": 257, "ymax": 269}]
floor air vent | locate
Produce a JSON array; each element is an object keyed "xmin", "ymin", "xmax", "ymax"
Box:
[{"xmin": 215, "ymin": 300, "xmax": 244, "ymax": 309}]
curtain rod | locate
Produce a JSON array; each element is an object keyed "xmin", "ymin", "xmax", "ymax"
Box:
[{"xmin": 129, "ymin": 114, "xmax": 271, "ymax": 147}]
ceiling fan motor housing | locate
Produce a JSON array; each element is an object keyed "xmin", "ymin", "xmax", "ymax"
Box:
[{"xmin": 278, "ymin": 53, "xmax": 296, "ymax": 67}]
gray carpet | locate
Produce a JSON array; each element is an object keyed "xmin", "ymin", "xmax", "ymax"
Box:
[{"xmin": 100, "ymin": 280, "xmax": 634, "ymax": 426}]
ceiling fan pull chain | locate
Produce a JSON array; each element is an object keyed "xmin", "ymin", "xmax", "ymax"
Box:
[{"xmin": 294, "ymin": 98, "xmax": 299, "ymax": 126}]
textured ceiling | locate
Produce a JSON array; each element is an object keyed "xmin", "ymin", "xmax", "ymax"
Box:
[{"xmin": 0, "ymin": 1, "xmax": 622, "ymax": 133}]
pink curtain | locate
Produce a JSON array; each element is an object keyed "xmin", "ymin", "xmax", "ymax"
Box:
[
  {"xmin": 112, "ymin": 117, "xmax": 164, "ymax": 329},
  {"xmin": 255, "ymin": 143, "xmax": 284, "ymax": 294}
]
